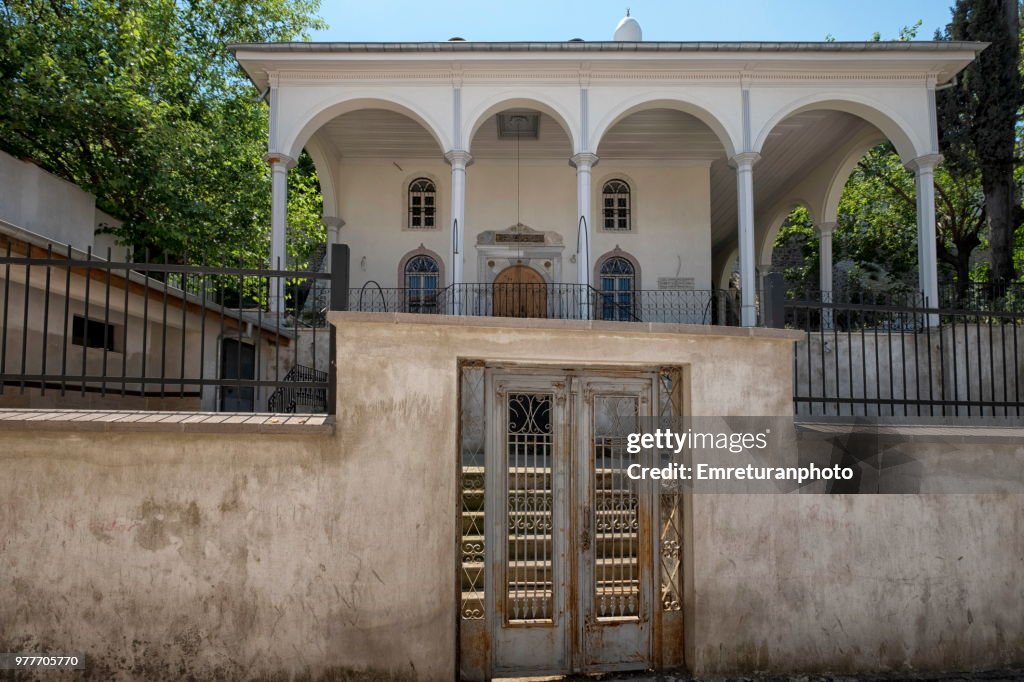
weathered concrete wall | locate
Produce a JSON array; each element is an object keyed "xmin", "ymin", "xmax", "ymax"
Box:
[
  {"xmin": 1, "ymin": 314, "xmax": 1021, "ymax": 680},
  {"xmin": 691, "ymin": 493, "xmax": 1024, "ymax": 674}
]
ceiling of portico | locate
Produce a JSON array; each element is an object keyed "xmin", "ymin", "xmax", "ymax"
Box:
[
  {"xmin": 708, "ymin": 110, "xmax": 879, "ymax": 253},
  {"xmin": 309, "ymin": 106, "xmax": 886, "ymax": 258},
  {"xmin": 311, "ymin": 107, "xmax": 727, "ymax": 161}
]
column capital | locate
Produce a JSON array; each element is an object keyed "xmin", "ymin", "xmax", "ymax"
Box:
[
  {"xmin": 570, "ymin": 152, "xmax": 600, "ymax": 170},
  {"xmin": 444, "ymin": 150, "xmax": 473, "ymax": 168},
  {"xmin": 263, "ymin": 152, "xmax": 296, "ymax": 169},
  {"xmin": 817, "ymin": 221, "xmax": 838, "ymax": 237},
  {"xmin": 905, "ymin": 153, "xmax": 943, "ymax": 173},
  {"xmin": 322, "ymin": 216, "xmax": 345, "ymax": 230},
  {"xmin": 728, "ymin": 152, "xmax": 761, "ymax": 169}
]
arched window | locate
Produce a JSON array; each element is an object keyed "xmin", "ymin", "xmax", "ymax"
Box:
[
  {"xmin": 408, "ymin": 178, "xmax": 436, "ymax": 229},
  {"xmin": 404, "ymin": 254, "xmax": 440, "ymax": 313},
  {"xmin": 602, "ymin": 179, "xmax": 631, "ymax": 231},
  {"xmin": 599, "ymin": 256, "xmax": 636, "ymax": 321}
]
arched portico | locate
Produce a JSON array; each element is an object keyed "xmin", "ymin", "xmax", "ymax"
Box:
[
  {"xmin": 281, "ymin": 95, "xmax": 450, "ymax": 162},
  {"xmin": 752, "ymin": 97, "xmax": 941, "ymax": 313},
  {"xmin": 753, "ymin": 93, "xmax": 925, "ymax": 165},
  {"xmin": 590, "ymin": 95, "xmax": 739, "ymax": 160},
  {"xmin": 758, "ymin": 200, "xmax": 817, "ymax": 269},
  {"xmin": 264, "ymin": 95, "xmax": 449, "ymax": 311},
  {"xmin": 462, "ymin": 94, "xmax": 581, "ymax": 156}
]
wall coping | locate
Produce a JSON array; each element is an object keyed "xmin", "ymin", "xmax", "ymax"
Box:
[
  {"xmin": 797, "ymin": 420, "xmax": 1024, "ymax": 445},
  {"xmin": 0, "ymin": 409, "xmax": 334, "ymax": 435},
  {"xmin": 329, "ymin": 311, "xmax": 806, "ymax": 341}
]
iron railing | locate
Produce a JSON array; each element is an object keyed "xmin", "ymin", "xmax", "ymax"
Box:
[
  {"xmin": 267, "ymin": 364, "xmax": 329, "ymax": 413},
  {"xmin": 349, "ymin": 283, "xmax": 740, "ymax": 325},
  {"xmin": 0, "ymin": 241, "xmax": 335, "ymax": 413},
  {"xmin": 787, "ymin": 294, "xmax": 1024, "ymax": 418}
]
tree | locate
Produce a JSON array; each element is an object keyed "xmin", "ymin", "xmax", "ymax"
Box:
[
  {"xmin": 774, "ymin": 143, "xmax": 988, "ymax": 301},
  {"xmin": 0, "ymin": 0, "xmax": 325, "ymax": 266},
  {"xmin": 937, "ymin": 0, "xmax": 1022, "ymax": 284}
]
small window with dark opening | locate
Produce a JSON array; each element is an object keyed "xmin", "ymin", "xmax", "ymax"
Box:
[{"xmin": 72, "ymin": 315, "xmax": 116, "ymax": 351}]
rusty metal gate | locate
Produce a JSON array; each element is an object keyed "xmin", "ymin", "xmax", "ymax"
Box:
[{"xmin": 459, "ymin": 365, "xmax": 685, "ymax": 678}]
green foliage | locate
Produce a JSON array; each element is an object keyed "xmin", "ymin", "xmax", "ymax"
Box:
[
  {"xmin": 773, "ymin": 206, "xmax": 817, "ymax": 293},
  {"xmin": 937, "ymin": 0, "xmax": 1022, "ymax": 283},
  {"xmin": 0, "ymin": 0, "xmax": 325, "ymax": 266},
  {"xmin": 774, "ymin": 143, "xmax": 988, "ymax": 299}
]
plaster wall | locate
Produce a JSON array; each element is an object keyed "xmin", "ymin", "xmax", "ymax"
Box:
[
  {"xmin": 0, "ymin": 315, "xmax": 1020, "ymax": 680},
  {"xmin": 334, "ymin": 158, "xmax": 712, "ymax": 290},
  {"xmin": 0, "ymin": 150, "xmax": 128, "ymax": 260}
]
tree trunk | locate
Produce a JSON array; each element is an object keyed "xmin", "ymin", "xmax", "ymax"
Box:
[{"xmin": 984, "ymin": 173, "xmax": 1017, "ymax": 283}]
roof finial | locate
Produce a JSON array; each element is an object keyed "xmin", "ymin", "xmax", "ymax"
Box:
[{"xmin": 614, "ymin": 9, "xmax": 642, "ymax": 41}]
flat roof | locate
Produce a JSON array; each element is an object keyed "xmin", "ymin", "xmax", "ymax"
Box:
[{"xmin": 229, "ymin": 40, "xmax": 987, "ymax": 54}]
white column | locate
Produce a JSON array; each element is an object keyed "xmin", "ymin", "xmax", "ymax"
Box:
[
  {"xmin": 571, "ymin": 152, "xmax": 598, "ymax": 318},
  {"xmin": 322, "ymin": 216, "xmax": 344, "ymax": 269},
  {"xmin": 731, "ymin": 152, "xmax": 760, "ymax": 327},
  {"xmin": 907, "ymin": 154, "xmax": 942, "ymax": 322},
  {"xmin": 446, "ymin": 150, "xmax": 471, "ymax": 314},
  {"xmin": 265, "ymin": 152, "xmax": 295, "ymax": 313},
  {"xmin": 818, "ymin": 221, "xmax": 836, "ymax": 328},
  {"xmin": 818, "ymin": 221, "xmax": 836, "ymax": 298}
]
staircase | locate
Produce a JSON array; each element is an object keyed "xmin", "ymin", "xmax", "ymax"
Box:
[
  {"xmin": 460, "ymin": 465, "xmax": 641, "ymax": 621},
  {"xmin": 267, "ymin": 364, "xmax": 329, "ymax": 413}
]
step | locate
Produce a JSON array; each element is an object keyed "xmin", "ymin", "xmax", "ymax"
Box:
[
  {"xmin": 461, "ymin": 509, "xmax": 639, "ymax": 534},
  {"xmin": 462, "ymin": 533, "xmax": 639, "ymax": 561},
  {"xmin": 461, "ymin": 557, "xmax": 639, "ymax": 590},
  {"xmin": 462, "ymin": 466, "xmax": 641, "ymax": 492},
  {"xmin": 460, "ymin": 585, "xmax": 643, "ymax": 619}
]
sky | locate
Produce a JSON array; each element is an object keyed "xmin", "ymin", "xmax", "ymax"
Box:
[{"xmin": 309, "ymin": 1, "xmax": 956, "ymax": 43}]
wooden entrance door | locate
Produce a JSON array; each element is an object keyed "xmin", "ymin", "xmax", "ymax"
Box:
[{"xmin": 493, "ymin": 265, "xmax": 547, "ymax": 318}]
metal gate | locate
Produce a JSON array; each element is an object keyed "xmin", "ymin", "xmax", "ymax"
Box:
[{"xmin": 459, "ymin": 365, "xmax": 684, "ymax": 678}]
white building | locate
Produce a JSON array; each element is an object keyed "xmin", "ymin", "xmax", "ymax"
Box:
[{"xmin": 232, "ymin": 15, "xmax": 983, "ymax": 326}]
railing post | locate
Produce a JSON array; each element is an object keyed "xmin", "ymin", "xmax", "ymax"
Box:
[
  {"xmin": 329, "ymin": 244, "xmax": 350, "ymax": 312},
  {"xmin": 328, "ymin": 323, "xmax": 337, "ymax": 416},
  {"xmin": 326, "ymin": 244, "xmax": 347, "ymax": 418},
  {"xmin": 763, "ymin": 272, "xmax": 786, "ymax": 329}
]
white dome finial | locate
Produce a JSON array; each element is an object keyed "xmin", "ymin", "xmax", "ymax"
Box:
[{"xmin": 614, "ymin": 10, "xmax": 642, "ymax": 41}]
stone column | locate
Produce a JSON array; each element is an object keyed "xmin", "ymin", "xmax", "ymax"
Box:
[
  {"xmin": 571, "ymin": 152, "xmax": 599, "ymax": 319},
  {"xmin": 264, "ymin": 152, "xmax": 296, "ymax": 313},
  {"xmin": 907, "ymin": 154, "xmax": 942, "ymax": 323},
  {"xmin": 732, "ymin": 152, "xmax": 760, "ymax": 327},
  {"xmin": 446, "ymin": 150, "xmax": 472, "ymax": 314}
]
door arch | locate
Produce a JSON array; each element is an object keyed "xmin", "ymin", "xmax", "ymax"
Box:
[{"xmin": 493, "ymin": 265, "xmax": 547, "ymax": 318}]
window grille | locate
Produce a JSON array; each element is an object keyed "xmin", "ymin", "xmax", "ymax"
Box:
[
  {"xmin": 408, "ymin": 178, "xmax": 436, "ymax": 229},
  {"xmin": 599, "ymin": 257, "xmax": 636, "ymax": 321},
  {"xmin": 602, "ymin": 179, "xmax": 631, "ymax": 231},
  {"xmin": 404, "ymin": 254, "xmax": 439, "ymax": 313}
]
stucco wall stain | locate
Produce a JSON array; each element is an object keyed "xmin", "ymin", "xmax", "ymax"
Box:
[{"xmin": 134, "ymin": 499, "xmax": 202, "ymax": 555}]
